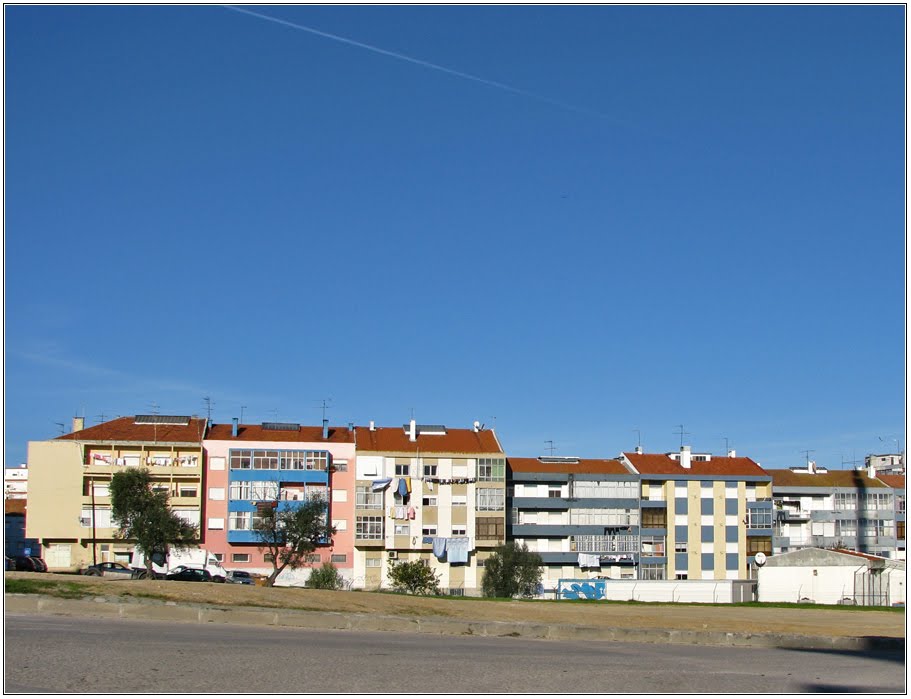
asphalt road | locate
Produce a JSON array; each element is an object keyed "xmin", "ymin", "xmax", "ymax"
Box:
[{"xmin": 4, "ymin": 613, "xmax": 905, "ymax": 694}]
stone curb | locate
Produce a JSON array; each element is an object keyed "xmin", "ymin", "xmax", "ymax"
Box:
[{"xmin": 5, "ymin": 593, "xmax": 904, "ymax": 653}]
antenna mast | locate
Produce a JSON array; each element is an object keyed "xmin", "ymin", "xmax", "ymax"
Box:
[
  {"xmin": 674, "ymin": 424, "xmax": 690, "ymax": 449},
  {"xmin": 544, "ymin": 440, "xmax": 556, "ymax": 457}
]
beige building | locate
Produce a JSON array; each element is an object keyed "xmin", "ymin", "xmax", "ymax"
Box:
[
  {"xmin": 26, "ymin": 415, "xmax": 207, "ymax": 571},
  {"xmin": 352, "ymin": 420, "xmax": 506, "ymax": 595}
]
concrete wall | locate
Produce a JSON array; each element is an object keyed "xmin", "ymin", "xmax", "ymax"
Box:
[{"xmin": 556, "ymin": 578, "xmax": 753, "ymax": 603}]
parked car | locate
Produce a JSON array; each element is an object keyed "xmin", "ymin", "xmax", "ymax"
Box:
[
  {"xmin": 165, "ymin": 566, "xmax": 212, "ymax": 583},
  {"xmin": 83, "ymin": 562, "xmax": 133, "ymax": 579},
  {"xmin": 226, "ymin": 570, "xmax": 255, "ymax": 585},
  {"xmin": 5, "ymin": 556, "xmax": 14, "ymax": 571},
  {"xmin": 29, "ymin": 557, "xmax": 48, "ymax": 573},
  {"xmin": 12, "ymin": 556, "xmax": 37, "ymax": 572}
]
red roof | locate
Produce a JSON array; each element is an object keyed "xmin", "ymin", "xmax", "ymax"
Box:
[
  {"xmin": 355, "ymin": 427, "xmax": 503, "ymax": 455},
  {"xmin": 829, "ymin": 548, "xmax": 889, "ymax": 562},
  {"xmin": 56, "ymin": 416, "xmax": 207, "ymax": 444},
  {"xmin": 508, "ymin": 457, "xmax": 632, "ymax": 475},
  {"xmin": 5, "ymin": 500, "xmax": 26, "ymax": 515},
  {"xmin": 623, "ymin": 452, "xmax": 769, "ymax": 477},
  {"xmin": 877, "ymin": 474, "xmax": 905, "ymax": 489},
  {"xmin": 766, "ymin": 469, "xmax": 890, "ymax": 489},
  {"xmin": 205, "ymin": 424, "xmax": 354, "ymax": 443}
]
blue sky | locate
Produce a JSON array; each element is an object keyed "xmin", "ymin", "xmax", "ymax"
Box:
[{"xmin": 5, "ymin": 5, "xmax": 905, "ymax": 470}]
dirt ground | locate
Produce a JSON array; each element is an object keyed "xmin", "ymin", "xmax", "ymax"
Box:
[{"xmin": 5, "ymin": 572, "xmax": 904, "ymax": 639}]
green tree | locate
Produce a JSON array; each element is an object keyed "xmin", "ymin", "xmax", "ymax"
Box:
[
  {"xmin": 481, "ymin": 542, "xmax": 543, "ymax": 598},
  {"xmin": 387, "ymin": 559, "xmax": 441, "ymax": 595},
  {"xmin": 306, "ymin": 562, "xmax": 346, "ymax": 590},
  {"xmin": 110, "ymin": 468, "xmax": 198, "ymax": 578},
  {"xmin": 253, "ymin": 497, "xmax": 335, "ymax": 587}
]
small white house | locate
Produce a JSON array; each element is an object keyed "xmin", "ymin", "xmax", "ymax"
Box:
[{"xmin": 757, "ymin": 548, "xmax": 905, "ymax": 606}]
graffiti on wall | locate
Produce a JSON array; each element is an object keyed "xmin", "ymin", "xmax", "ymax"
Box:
[{"xmin": 557, "ymin": 578, "xmax": 606, "ymax": 600}]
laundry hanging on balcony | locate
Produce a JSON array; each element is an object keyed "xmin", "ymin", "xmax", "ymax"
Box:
[
  {"xmin": 371, "ymin": 478, "xmax": 392, "ymax": 492},
  {"xmin": 577, "ymin": 553, "xmax": 601, "ymax": 568},
  {"xmin": 396, "ymin": 478, "xmax": 410, "ymax": 497},
  {"xmin": 447, "ymin": 537, "xmax": 471, "ymax": 564}
]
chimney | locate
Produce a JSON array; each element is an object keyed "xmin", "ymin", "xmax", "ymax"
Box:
[
  {"xmin": 409, "ymin": 419, "xmax": 416, "ymax": 443},
  {"xmin": 322, "ymin": 419, "xmax": 329, "ymax": 440},
  {"xmin": 473, "ymin": 420, "xmax": 480, "ymax": 433},
  {"xmin": 72, "ymin": 416, "xmax": 85, "ymax": 433},
  {"xmin": 369, "ymin": 420, "xmax": 376, "ymax": 432},
  {"xmin": 868, "ymin": 464, "xmax": 876, "ymax": 479},
  {"xmin": 727, "ymin": 449, "xmax": 736, "ymax": 458},
  {"xmin": 680, "ymin": 445, "xmax": 692, "ymax": 469},
  {"xmin": 231, "ymin": 418, "xmax": 239, "ymax": 438},
  {"xmin": 635, "ymin": 445, "xmax": 643, "ymax": 455},
  {"xmin": 348, "ymin": 422, "xmax": 354, "ymax": 431},
  {"xmin": 808, "ymin": 460, "xmax": 816, "ymax": 474}
]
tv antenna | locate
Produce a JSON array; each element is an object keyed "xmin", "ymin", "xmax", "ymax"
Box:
[
  {"xmin": 544, "ymin": 440, "xmax": 556, "ymax": 456},
  {"xmin": 316, "ymin": 398, "xmax": 333, "ymax": 422},
  {"xmin": 54, "ymin": 422, "xmax": 65, "ymax": 435},
  {"xmin": 723, "ymin": 437, "xmax": 731, "ymax": 454},
  {"xmin": 842, "ymin": 450, "xmax": 862, "ymax": 469},
  {"xmin": 801, "ymin": 449, "xmax": 815, "ymax": 467},
  {"xmin": 203, "ymin": 396, "xmax": 214, "ymax": 421},
  {"xmin": 633, "ymin": 429, "xmax": 642, "ymax": 450},
  {"xmin": 674, "ymin": 424, "xmax": 690, "ymax": 449}
]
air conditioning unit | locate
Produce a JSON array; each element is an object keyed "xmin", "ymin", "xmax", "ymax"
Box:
[{"xmin": 387, "ymin": 550, "xmax": 399, "ymax": 560}]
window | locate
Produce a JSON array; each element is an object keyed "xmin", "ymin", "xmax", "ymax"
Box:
[
  {"xmin": 640, "ymin": 563, "xmax": 666, "ymax": 580},
  {"xmin": 423, "ymin": 463, "xmax": 437, "ymax": 477},
  {"xmin": 451, "ymin": 495, "xmax": 467, "ymax": 507},
  {"xmin": 264, "ymin": 554, "xmax": 274, "ymax": 563},
  {"xmin": 212, "ymin": 553, "xmax": 224, "ymax": 562},
  {"xmin": 332, "ymin": 519, "xmax": 347, "ymax": 532},
  {"xmin": 422, "ymin": 526, "xmax": 437, "ymax": 537},
  {"xmin": 476, "ymin": 517, "xmax": 504, "ymax": 540},
  {"xmin": 355, "ymin": 486, "xmax": 383, "ymax": 509},
  {"xmin": 366, "ymin": 557, "xmax": 382, "ymax": 568},
  {"xmin": 478, "ymin": 458, "xmax": 505, "ymax": 482},
  {"xmin": 640, "ymin": 536, "xmax": 666, "ymax": 556},
  {"xmin": 836, "ymin": 519, "xmax": 857, "ymax": 537},
  {"xmin": 331, "ymin": 554, "xmax": 347, "ymax": 564},
  {"xmin": 395, "ymin": 463, "xmax": 409, "ymax": 476},
  {"xmin": 476, "ymin": 488, "xmax": 505, "ymax": 511},
  {"xmin": 333, "ymin": 460, "xmax": 348, "ymax": 472},
  {"xmin": 674, "ymin": 541, "xmax": 687, "ymax": 553},
  {"xmin": 834, "ymin": 492, "xmax": 857, "ymax": 511},
  {"xmin": 422, "ymin": 496, "xmax": 437, "ymax": 507},
  {"xmin": 574, "ymin": 481, "xmax": 638, "ymax": 499},
  {"xmin": 452, "ymin": 526, "xmax": 466, "ymax": 536},
  {"xmin": 676, "ymin": 573, "xmax": 688, "ymax": 580},
  {"xmin": 746, "ymin": 510, "xmax": 772, "ymax": 529},
  {"xmin": 640, "ymin": 509, "xmax": 666, "ymax": 528},
  {"xmin": 229, "ymin": 511, "xmax": 251, "ymax": 530},
  {"xmin": 898, "ymin": 521, "xmax": 905, "ymax": 540},
  {"xmin": 746, "ymin": 537, "xmax": 772, "ymax": 555},
  {"xmin": 305, "ymin": 554, "xmax": 320, "ymax": 564},
  {"xmin": 574, "ymin": 534, "xmax": 637, "ymax": 553},
  {"xmin": 573, "ymin": 508, "xmax": 640, "ymax": 526},
  {"xmin": 229, "ymin": 481, "xmax": 279, "ymax": 501},
  {"xmin": 209, "ymin": 456, "xmax": 226, "ymax": 470},
  {"xmin": 207, "ymin": 518, "xmax": 225, "ymax": 530},
  {"xmin": 395, "ymin": 524, "xmax": 410, "ymax": 536},
  {"xmin": 356, "ymin": 516, "xmax": 383, "ymax": 539},
  {"xmin": 232, "ymin": 553, "xmax": 250, "ymax": 563},
  {"xmin": 229, "ymin": 449, "xmax": 329, "ymax": 471},
  {"xmin": 179, "ymin": 486, "xmax": 198, "ymax": 498},
  {"xmin": 209, "ymin": 487, "xmax": 225, "ymax": 501},
  {"xmin": 548, "ymin": 487, "xmax": 562, "ymax": 498}
]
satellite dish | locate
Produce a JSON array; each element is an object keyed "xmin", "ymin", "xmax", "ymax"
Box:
[{"xmin": 754, "ymin": 552, "xmax": 767, "ymax": 567}]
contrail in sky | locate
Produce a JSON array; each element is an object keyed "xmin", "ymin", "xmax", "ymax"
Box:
[{"xmin": 223, "ymin": 5, "xmax": 614, "ymax": 120}]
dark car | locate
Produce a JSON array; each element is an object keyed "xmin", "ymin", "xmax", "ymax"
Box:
[
  {"xmin": 5, "ymin": 557, "xmax": 13, "ymax": 571},
  {"xmin": 165, "ymin": 566, "xmax": 212, "ymax": 583},
  {"xmin": 29, "ymin": 557, "xmax": 48, "ymax": 573},
  {"xmin": 12, "ymin": 556, "xmax": 37, "ymax": 572},
  {"xmin": 83, "ymin": 562, "xmax": 133, "ymax": 579},
  {"xmin": 226, "ymin": 570, "xmax": 255, "ymax": 585}
]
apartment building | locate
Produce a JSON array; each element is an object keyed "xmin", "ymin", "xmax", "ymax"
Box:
[
  {"xmin": 4, "ymin": 465, "xmax": 28, "ymax": 499},
  {"xmin": 26, "ymin": 415, "xmax": 207, "ymax": 571},
  {"xmin": 768, "ymin": 463, "xmax": 900, "ymax": 559},
  {"xmin": 866, "ymin": 453, "xmax": 904, "ymax": 476},
  {"xmin": 507, "ymin": 456, "xmax": 640, "ymax": 588},
  {"xmin": 353, "ymin": 420, "xmax": 506, "ymax": 595},
  {"xmin": 878, "ymin": 475, "xmax": 905, "ymax": 559},
  {"xmin": 202, "ymin": 420, "xmax": 355, "ymax": 585},
  {"xmin": 619, "ymin": 447, "xmax": 773, "ymax": 580}
]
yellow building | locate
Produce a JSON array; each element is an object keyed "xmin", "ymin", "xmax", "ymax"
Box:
[
  {"xmin": 621, "ymin": 446, "xmax": 773, "ymax": 580},
  {"xmin": 26, "ymin": 415, "xmax": 207, "ymax": 571},
  {"xmin": 352, "ymin": 420, "xmax": 506, "ymax": 595}
]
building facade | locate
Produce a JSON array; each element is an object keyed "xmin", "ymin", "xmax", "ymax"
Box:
[
  {"xmin": 507, "ymin": 456, "xmax": 640, "ymax": 589},
  {"xmin": 202, "ymin": 420, "xmax": 355, "ymax": 585},
  {"xmin": 4, "ymin": 465, "xmax": 28, "ymax": 500},
  {"xmin": 352, "ymin": 420, "xmax": 506, "ymax": 595},
  {"xmin": 619, "ymin": 447, "xmax": 773, "ymax": 580},
  {"xmin": 26, "ymin": 415, "xmax": 207, "ymax": 571},
  {"xmin": 768, "ymin": 464, "xmax": 901, "ymax": 559}
]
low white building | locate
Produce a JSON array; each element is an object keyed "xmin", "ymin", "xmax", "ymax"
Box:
[
  {"xmin": 757, "ymin": 547, "xmax": 905, "ymax": 606},
  {"xmin": 4, "ymin": 465, "xmax": 28, "ymax": 499}
]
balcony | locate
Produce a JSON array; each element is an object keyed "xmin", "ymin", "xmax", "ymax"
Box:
[{"xmin": 778, "ymin": 509, "xmax": 811, "ymax": 522}]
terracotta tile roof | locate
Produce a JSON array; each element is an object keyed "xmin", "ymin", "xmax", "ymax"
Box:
[
  {"xmin": 877, "ymin": 474, "xmax": 905, "ymax": 489},
  {"xmin": 355, "ymin": 427, "xmax": 503, "ymax": 455},
  {"xmin": 5, "ymin": 499, "xmax": 27, "ymax": 515},
  {"xmin": 56, "ymin": 416, "xmax": 207, "ymax": 444},
  {"xmin": 830, "ymin": 548, "xmax": 889, "ymax": 562},
  {"xmin": 623, "ymin": 452, "xmax": 769, "ymax": 478},
  {"xmin": 508, "ymin": 457, "xmax": 633, "ymax": 475},
  {"xmin": 205, "ymin": 424, "xmax": 354, "ymax": 443},
  {"xmin": 767, "ymin": 469, "xmax": 890, "ymax": 489}
]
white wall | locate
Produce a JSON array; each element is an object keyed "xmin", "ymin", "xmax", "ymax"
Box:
[{"xmin": 759, "ymin": 565, "xmax": 861, "ymax": 604}]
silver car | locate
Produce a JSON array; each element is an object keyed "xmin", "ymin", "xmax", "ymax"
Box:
[{"xmin": 83, "ymin": 562, "xmax": 134, "ymax": 579}]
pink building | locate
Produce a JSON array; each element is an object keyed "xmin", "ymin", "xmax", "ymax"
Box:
[{"xmin": 202, "ymin": 420, "xmax": 355, "ymax": 586}]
